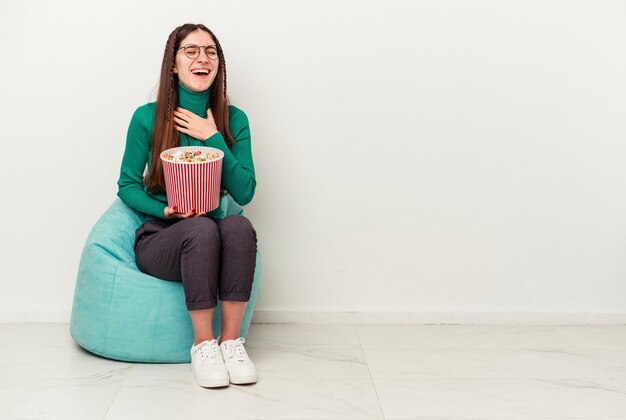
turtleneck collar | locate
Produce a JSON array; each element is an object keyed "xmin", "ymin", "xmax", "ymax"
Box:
[{"xmin": 177, "ymin": 80, "xmax": 212, "ymax": 118}]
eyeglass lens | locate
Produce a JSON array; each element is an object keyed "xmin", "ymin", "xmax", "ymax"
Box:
[{"xmin": 184, "ymin": 45, "xmax": 218, "ymax": 60}]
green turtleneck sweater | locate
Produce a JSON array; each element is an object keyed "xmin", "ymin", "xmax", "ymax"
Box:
[{"xmin": 117, "ymin": 81, "xmax": 256, "ymax": 221}]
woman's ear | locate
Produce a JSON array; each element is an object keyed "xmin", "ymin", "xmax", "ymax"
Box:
[{"xmin": 173, "ymin": 67, "xmax": 177, "ymax": 74}]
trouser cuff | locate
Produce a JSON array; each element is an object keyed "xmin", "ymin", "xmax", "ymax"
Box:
[
  {"xmin": 219, "ymin": 292, "xmax": 250, "ymax": 302},
  {"xmin": 187, "ymin": 299, "xmax": 217, "ymax": 310}
]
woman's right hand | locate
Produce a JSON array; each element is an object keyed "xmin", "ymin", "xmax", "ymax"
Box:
[{"xmin": 164, "ymin": 205, "xmax": 207, "ymax": 219}]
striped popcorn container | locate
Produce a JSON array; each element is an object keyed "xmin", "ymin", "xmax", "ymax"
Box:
[{"xmin": 160, "ymin": 146, "xmax": 224, "ymax": 213}]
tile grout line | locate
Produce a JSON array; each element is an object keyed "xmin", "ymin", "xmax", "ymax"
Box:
[
  {"xmin": 548, "ymin": 325, "xmax": 624, "ymax": 384},
  {"xmin": 354, "ymin": 324, "xmax": 386, "ymax": 420},
  {"xmin": 101, "ymin": 363, "xmax": 134, "ymax": 420}
]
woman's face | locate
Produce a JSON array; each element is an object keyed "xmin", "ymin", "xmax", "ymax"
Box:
[{"xmin": 174, "ymin": 30, "xmax": 219, "ymax": 92}]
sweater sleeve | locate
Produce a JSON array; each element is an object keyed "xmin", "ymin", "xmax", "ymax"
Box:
[
  {"xmin": 203, "ymin": 106, "xmax": 256, "ymax": 205},
  {"xmin": 116, "ymin": 104, "xmax": 168, "ymax": 219}
]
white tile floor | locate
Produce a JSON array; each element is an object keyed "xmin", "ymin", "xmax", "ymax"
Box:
[{"xmin": 1, "ymin": 323, "xmax": 626, "ymax": 419}]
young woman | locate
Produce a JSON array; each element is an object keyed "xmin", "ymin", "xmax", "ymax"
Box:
[{"xmin": 117, "ymin": 23, "xmax": 258, "ymax": 388}]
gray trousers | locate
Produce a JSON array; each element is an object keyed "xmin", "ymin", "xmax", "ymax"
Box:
[{"xmin": 133, "ymin": 215, "xmax": 257, "ymax": 311}]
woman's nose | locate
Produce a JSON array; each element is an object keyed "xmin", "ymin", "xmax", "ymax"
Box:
[{"xmin": 197, "ymin": 49, "xmax": 211, "ymax": 61}]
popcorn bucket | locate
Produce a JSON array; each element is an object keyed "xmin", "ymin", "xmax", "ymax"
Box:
[{"xmin": 160, "ymin": 146, "xmax": 224, "ymax": 213}]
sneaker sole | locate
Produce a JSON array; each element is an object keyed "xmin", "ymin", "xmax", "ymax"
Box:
[
  {"xmin": 229, "ymin": 374, "xmax": 258, "ymax": 385},
  {"xmin": 195, "ymin": 376, "xmax": 230, "ymax": 388}
]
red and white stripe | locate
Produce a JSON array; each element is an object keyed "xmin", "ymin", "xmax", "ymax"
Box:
[{"xmin": 161, "ymin": 146, "xmax": 224, "ymax": 213}]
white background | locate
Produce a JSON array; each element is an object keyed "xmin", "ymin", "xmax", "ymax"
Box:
[{"xmin": 1, "ymin": 0, "xmax": 625, "ymax": 322}]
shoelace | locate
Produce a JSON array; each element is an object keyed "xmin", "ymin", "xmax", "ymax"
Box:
[
  {"xmin": 223, "ymin": 337, "xmax": 249, "ymax": 362},
  {"xmin": 196, "ymin": 340, "xmax": 221, "ymax": 365}
]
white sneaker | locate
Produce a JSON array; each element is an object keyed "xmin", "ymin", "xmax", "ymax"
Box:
[
  {"xmin": 219, "ymin": 337, "xmax": 258, "ymax": 384},
  {"xmin": 190, "ymin": 339, "xmax": 229, "ymax": 388}
]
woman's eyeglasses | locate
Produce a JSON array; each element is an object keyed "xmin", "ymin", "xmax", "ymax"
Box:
[{"xmin": 178, "ymin": 44, "xmax": 219, "ymax": 60}]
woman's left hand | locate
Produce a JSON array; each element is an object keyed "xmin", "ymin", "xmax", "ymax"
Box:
[{"xmin": 173, "ymin": 107, "xmax": 218, "ymax": 140}]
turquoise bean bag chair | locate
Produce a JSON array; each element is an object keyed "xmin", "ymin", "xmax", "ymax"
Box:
[{"xmin": 70, "ymin": 195, "xmax": 262, "ymax": 363}]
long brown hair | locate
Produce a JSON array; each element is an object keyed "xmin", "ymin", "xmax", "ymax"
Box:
[{"xmin": 145, "ymin": 23, "xmax": 234, "ymax": 193}]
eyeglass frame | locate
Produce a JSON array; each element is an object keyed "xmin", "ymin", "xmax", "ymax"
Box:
[{"xmin": 177, "ymin": 44, "xmax": 219, "ymax": 60}]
